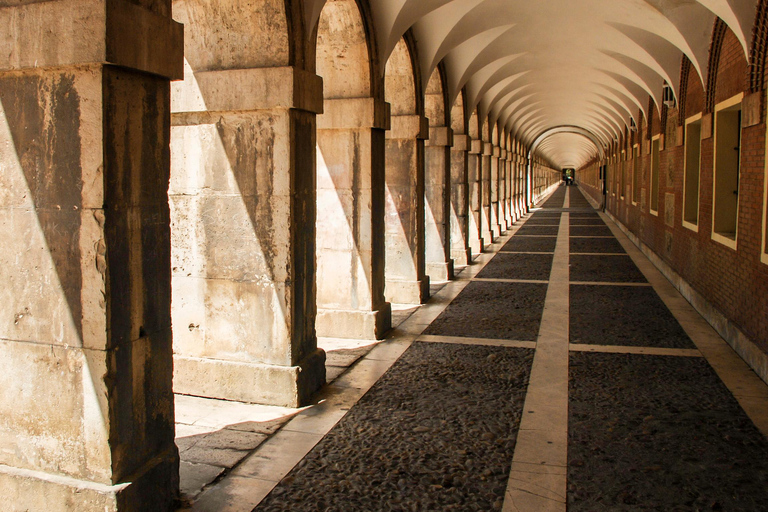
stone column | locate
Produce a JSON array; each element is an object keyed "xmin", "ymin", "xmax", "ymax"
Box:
[
  {"xmin": 481, "ymin": 142, "xmax": 495, "ymax": 242},
  {"xmin": 518, "ymin": 154, "xmax": 527, "ymax": 216},
  {"xmin": 468, "ymin": 138, "xmax": 485, "ymax": 255},
  {"xmin": 500, "ymin": 148, "xmax": 510, "ymax": 228},
  {"xmin": 385, "ymin": 114, "xmax": 430, "ymax": 304},
  {"xmin": 0, "ymin": 1, "xmax": 182, "ymax": 510},
  {"xmin": 506, "ymin": 150, "xmax": 516, "ymax": 224},
  {"xmin": 450, "ymin": 134, "xmax": 471, "ymax": 266},
  {"xmin": 170, "ymin": 55, "xmax": 325, "ymax": 406},
  {"xmin": 315, "ymin": 98, "xmax": 392, "ymax": 340},
  {"xmin": 490, "ymin": 144, "xmax": 502, "ymax": 236},
  {"xmin": 425, "ymin": 126, "xmax": 455, "ymax": 282}
]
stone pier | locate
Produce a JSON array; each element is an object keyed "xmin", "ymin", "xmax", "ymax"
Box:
[
  {"xmin": 314, "ymin": 0, "xmax": 391, "ymax": 340},
  {"xmin": 0, "ymin": 1, "xmax": 183, "ymax": 510},
  {"xmin": 315, "ymin": 99, "xmax": 392, "ymax": 339},
  {"xmin": 450, "ymin": 132, "xmax": 472, "ymax": 266},
  {"xmin": 481, "ymin": 141, "xmax": 495, "ymax": 243},
  {"xmin": 384, "ymin": 39, "xmax": 430, "ymax": 305},
  {"xmin": 424, "ymin": 70, "xmax": 454, "ymax": 282},
  {"xmin": 490, "ymin": 143, "xmax": 504, "ymax": 235},
  {"xmin": 169, "ymin": 1, "xmax": 325, "ymax": 408},
  {"xmin": 468, "ymin": 137, "xmax": 485, "ymax": 255}
]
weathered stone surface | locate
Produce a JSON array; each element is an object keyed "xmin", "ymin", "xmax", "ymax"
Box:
[
  {"xmin": 0, "ymin": 0, "xmax": 183, "ymax": 79},
  {"xmin": 315, "ymin": 96, "xmax": 390, "ymax": 338},
  {"xmin": 171, "ymin": 5, "xmax": 325, "ymax": 405},
  {"xmin": 174, "ymin": 349, "xmax": 326, "ymax": 408},
  {"xmin": 0, "ymin": 12, "xmax": 180, "ymax": 506}
]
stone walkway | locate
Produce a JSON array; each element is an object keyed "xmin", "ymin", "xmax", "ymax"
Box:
[{"xmin": 176, "ymin": 185, "xmax": 768, "ymax": 512}]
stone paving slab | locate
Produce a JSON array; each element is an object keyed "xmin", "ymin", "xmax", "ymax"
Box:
[
  {"xmin": 525, "ymin": 218, "xmax": 562, "ymax": 225},
  {"xmin": 569, "ymin": 237, "xmax": 626, "ymax": 254},
  {"xmin": 424, "ymin": 281, "xmax": 548, "ymax": 341},
  {"xmin": 256, "ymin": 343, "xmax": 535, "ymax": 512},
  {"xmin": 516, "ymin": 225, "xmax": 560, "ymax": 236},
  {"xmin": 570, "ymin": 285, "xmax": 695, "ymax": 349},
  {"xmin": 477, "ymin": 253, "xmax": 554, "ymax": 281},
  {"xmin": 569, "ymin": 352, "xmax": 768, "ymax": 511},
  {"xmin": 570, "ymin": 225, "xmax": 614, "ymax": 237},
  {"xmin": 531, "ymin": 212, "xmax": 563, "ymax": 218},
  {"xmin": 569, "ymin": 217, "xmax": 605, "ymax": 226},
  {"xmin": 569, "ymin": 212, "xmax": 600, "ymax": 218},
  {"xmin": 569, "ymin": 254, "xmax": 647, "ymax": 283},
  {"xmin": 502, "ymin": 236, "xmax": 557, "ymax": 253}
]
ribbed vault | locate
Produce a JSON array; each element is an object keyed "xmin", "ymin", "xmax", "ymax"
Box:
[{"xmin": 303, "ymin": 0, "xmax": 755, "ymax": 169}]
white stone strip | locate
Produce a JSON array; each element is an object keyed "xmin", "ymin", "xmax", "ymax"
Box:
[
  {"xmin": 569, "ymin": 252, "xmax": 626, "ymax": 256},
  {"xmin": 569, "ymin": 281, "xmax": 652, "ymax": 287},
  {"xmin": 418, "ymin": 334, "xmax": 537, "ymax": 349},
  {"xmin": 601, "ymin": 212, "xmax": 768, "ymax": 438},
  {"xmin": 503, "ymin": 211, "xmax": 570, "ymax": 512},
  {"xmin": 472, "ymin": 278, "xmax": 550, "ymax": 284},
  {"xmin": 569, "ymin": 344, "xmax": 703, "ymax": 358},
  {"xmin": 0, "ymin": 463, "xmax": 131, "ymax": 493},
  {"xmin": 499, "ymin": 251, "xmax": 556, "ymax": 255},
  {"xmin": 568, "ymin": 235, "xmax": 615, "ymax": 239}
]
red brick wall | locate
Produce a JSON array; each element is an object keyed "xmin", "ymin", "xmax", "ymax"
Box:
[{"xmin": 580, "ymin": 23, "xmax": 768, "ymax": 354}]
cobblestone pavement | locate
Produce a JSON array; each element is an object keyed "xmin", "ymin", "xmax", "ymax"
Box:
[
  {"xmin": 569, "ymin": 352, "xmax": 768, "ymax": 511},
  {"xmin": 257, "ymin": 344, "xmax": 535, "ymax": 512},
  {"xmin": 178, "ymin": 185, "xmax": 768, "ymax": 512}
]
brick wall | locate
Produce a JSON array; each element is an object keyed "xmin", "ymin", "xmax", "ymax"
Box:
[{"xmin": 580, "ymin": 23, "xmax": 768, "ymax": 356}]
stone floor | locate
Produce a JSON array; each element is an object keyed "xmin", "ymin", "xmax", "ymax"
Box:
[{"xmin": 175, "ymin": 185, "xmax": 768, "ymax": 512}]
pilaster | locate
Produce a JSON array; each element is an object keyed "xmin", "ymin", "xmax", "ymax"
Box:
[
  {"xmin": 170, "ymin": 13, "xmax": 325, "ymax": 406},
  {"xmin": 384, "ymin": 114, "xmax": 430, "ymax": 304},
  {"xmin": 425, "ymin": 126, "xmax": 455, "ymax": 281},
  {"xmin": 450, "ymin": 134, "xmax": 472, "ymax": 266},
  {"xmin": 315, "ymin": 98, "xmax": 392, "ymax": 340}
]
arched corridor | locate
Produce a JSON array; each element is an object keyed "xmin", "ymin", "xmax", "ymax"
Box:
[{"xmin": 2, "ymin": 1, "xmax": 768, "ymax": 511}]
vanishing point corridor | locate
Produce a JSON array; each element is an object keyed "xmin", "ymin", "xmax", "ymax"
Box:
[
  {"xmin": 177, "ymin": 186, "xmax": 768, "ymax": 511},
  {"xmin": 6, "ymin": 2, "xmax": 768, "ymax": 510}
]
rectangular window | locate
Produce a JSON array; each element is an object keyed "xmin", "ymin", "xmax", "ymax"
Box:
[
  {"xmin": 620, "ymin": 150, "xmax": 626, "ymax": 199},
  {"xmin": 632, "ymin": 144, "xmax": 640, "ymax": 204},
  {"xmin": 650, "ymin": 135, "xmax": 660, "ymax": 215},
  {"xmin": 712, "ymin": 94, "xmax": 743, "ymax": 249},
  {"xmin": 683, "ymin": 114, "xmax": 702, "ymax": 231}
]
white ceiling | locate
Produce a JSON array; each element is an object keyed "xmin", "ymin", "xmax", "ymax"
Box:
[{"xmin": 303, "ymin": 0, "xmax": 755, "ymax": 169}]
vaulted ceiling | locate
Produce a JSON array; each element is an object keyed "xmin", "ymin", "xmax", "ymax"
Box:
[{"xmin": 304, "ymin": 0, "xmax": 755, "ymax": 170}]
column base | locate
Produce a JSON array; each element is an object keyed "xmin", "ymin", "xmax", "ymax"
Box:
[
  {"xmin": 173, "ymin": 349, "xmax": 326, "ymax": 408},
  {"xmin": 427, "ymin": 259, "xmax": 455, "ymax": 282},
  {"xmin": 0, "ymin": 450, "xmax": 178, "ymax": 512},
  {"xmin": 451, "ymin": 247, "xmax": 471, "ymax": 267},
  {"xmin": 316, "ymin": 304, "xmax": 392, "ymax": 340},
  {"xmin": 470, "ymin": 237, "xmax": 485, "ymax": 255},
  {"xmin": 385, "ymin": 277, "xmax": 430, "ymax": 304},
  {"xmin": 504, "ymin": 206, "xmax": 515, "ymax": 229}
]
